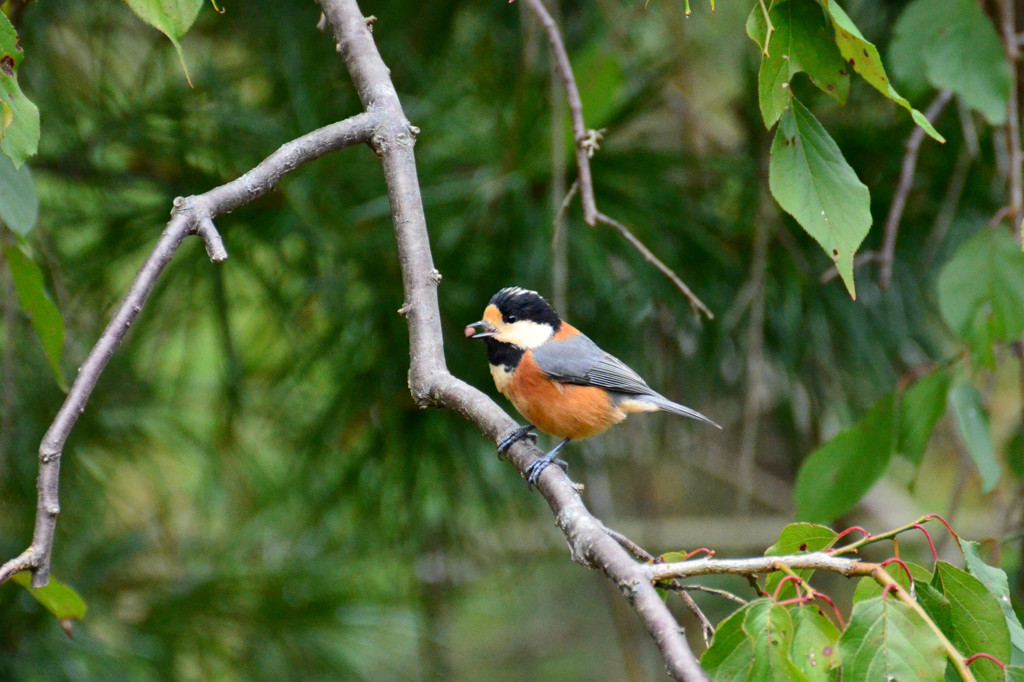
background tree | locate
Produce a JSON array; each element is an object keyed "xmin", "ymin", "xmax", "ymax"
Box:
[{"xmin": 1, "ymin": 0, "xmax": 1022, "ymax": 680}]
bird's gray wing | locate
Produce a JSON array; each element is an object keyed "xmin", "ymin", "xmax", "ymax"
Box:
[{"xmin": 531, "ymin": 334, "xmax": 653, "ymax": 395}]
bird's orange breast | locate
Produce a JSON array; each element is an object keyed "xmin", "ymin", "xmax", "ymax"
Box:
[{"xmin": 500, "ymin": 348, "xmax": 624, "ymax": 440}]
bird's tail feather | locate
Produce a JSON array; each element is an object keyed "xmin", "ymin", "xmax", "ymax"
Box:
[{"xmin": 647, "ymin": 394, "xmax": 722, "ymax": 429}]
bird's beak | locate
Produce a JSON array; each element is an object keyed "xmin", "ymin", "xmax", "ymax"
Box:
[{"xmin": 465, "ymin": 320, "xmax": 496, "ymax": 339}]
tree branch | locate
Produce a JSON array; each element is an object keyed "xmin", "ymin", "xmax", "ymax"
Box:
[
  {"xmin": 519, "ymin": 0, "xmax": 597, "ymax": 225},
  {"xmin": 519, "ymin": 0, "xmax": 713, "ymax": 320},
  {"xmin": 0, "ymin": 113, "xmax": 376, "ymax": 588},
  {"xmin": 604, "ymin": 524, "xmax": 716, "ymax": 645},
  {"xmin": 647, "ymin": 551, "xmax": 978, "ymax": 680},
  {"xmin": 317, "ymin": 2, "xmax": 709, "ymax": 679},
  {"xmin": 648, "ymin": 552, "xmax": 864, "ymax": 581},
  {"xmin": 595, "ymin": 212, "xmax": 715, "ymax": 319}
]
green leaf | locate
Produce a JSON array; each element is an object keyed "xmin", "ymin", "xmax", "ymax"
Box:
[
  {"xmin": 889, "ymin": 0, "xmax": 1010, "ymax": 125},
  {"xmin": 937, "ymin": 228, "xmax": 1024, "ymax": 365},
  {"xmin": 702, "ymin": 604, "xmax": 757, "ymax": 679},
  {"xmin": 896, "ymin": 367, "xmax": 951, "ymax": 465},
  {"xmin": 769, "ymin": 98, "xmax": 871, "ymax": 299},
  {"xmin": 1008, "ymin": 666, "xmax": 1024, "ymax": 682},
  {"xmin": 701, "ymin": 602, "xmax": 818, "ymax": 681},
  {"xmin": 790, "ymin": 605, "xmax": 841, "ymax": 680},
  {"xmin": 743, "ymin": 601, "xmax": 809, "ymax": 681},
  {"xmin": 4, "ymin": 241, "xmax": 66, "ymax": 389},
  {"xmin": 948, "ymin": 383, "xmax": 1000, "ymax": 494},
  {"xmin": 121, "ymin": 0, "xmax": 204, "ymax": 85},
  {"xmin": 932, "ymin": 562, "xmax": 1010, "ymax": 682},
  {"xmin": 764, "ymin": 523, "xmax": 838, "ymax": 599},
  {"xmin": 961, "ymin": 540, "xmax": 1024, "ymax": 665},
  {"xmin": 0, "ymin": 153, "xmax": 37, "ymax": 235},
  {"xmin": 817, "ymin": 0, "xmax": 945, "ymax": 143},
  {"xmin": 744, "ymin": 1, "xmax": 770, "ymax": 54},
  {"xmin": 11, "ymin": 572, "xmax": 87, "ymax": 622},
  {"xmin": 795, "ymin": 392, "xmax": 895, "ymax": 523},
  {"xmin": 916, "ymin": 579, "xmax": 954, "ymax": 637},
  {"xmin": 656, "ymin": 550, "xmax": 691, "ymax": 564},
  {"xmin": 745, "ymin": 0, "xmax": 850, "ymax": 128},
  {"xmin": 0, "ymin": 12, "xmax": 40, "ymax": 166},
  {"xmin": 838, "ymin": 596, "xmax": 946, "ymax": 681},
  {"xmin": 765, "ymin": 523, "xmax": 839, "ymax": 556}
]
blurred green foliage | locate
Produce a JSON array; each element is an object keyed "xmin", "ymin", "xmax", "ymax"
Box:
[{"xmin": 0, "ymin": 0, "xmax": 1019, "ymax": 679}]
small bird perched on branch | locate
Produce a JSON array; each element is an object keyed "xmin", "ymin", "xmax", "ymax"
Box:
[{"xmin": 465, "ymin": 287, "xmax": 720, "ymax": 487}]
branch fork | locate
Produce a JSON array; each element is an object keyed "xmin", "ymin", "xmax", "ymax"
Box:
[
  {"xmin": 173, "ymin": 196, "xmax": 229, "ymax": 262},
  {"xmin": 1, "ymin": 101, "xmax": 376, "ymax": 589},
  {"xmin": 6, "ymin": 3, "xmax": 713, "ymax": 679}
]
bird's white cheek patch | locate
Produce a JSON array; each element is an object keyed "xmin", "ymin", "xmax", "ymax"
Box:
[
  {"xmin": 496, "ymin": 320, "xmax": 554, "ymax": 349},
  {"xmin": 490, "ymin": 364, "xmax": 514, "ymax": 394}
]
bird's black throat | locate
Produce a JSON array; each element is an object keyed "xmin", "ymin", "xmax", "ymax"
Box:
[{"xmin": 483, "ymin": 337, "xmax": 525, "ymax": 372}]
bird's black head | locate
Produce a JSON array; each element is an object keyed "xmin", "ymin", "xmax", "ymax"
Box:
[{"xmin": 487, "ymin": 287, "xmax": 562, "ymax": 330}]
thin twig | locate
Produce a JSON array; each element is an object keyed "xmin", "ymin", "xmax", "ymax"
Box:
[
  {"xmin": 596, "ymin": 212, "xmax": 714, "ymax": 319},
  {"xmin": 648, "ymin": 552, "xmax": 864, "ymax": 581},
  {"xmin": 554, "ymin": 179, "xmax": 579, "ymax": 227},
  {"xmin": 602, "ymin": 524, "xmax": 717, "ymax": 647},
  {"xmin": 548, "ymin": 4, "xmax": 570, "ymax": 316},
  {"xmin": 520, "ymin": 0, "xmax": 597, "ymax": 225},
  {"xmin": 989, "ymin": 205, "xmax": 1011, "ymax": 230},
  {"xmin": 677, "ymin": 587, "xmax": 716, "ymax": 647},
  {"xmin": 605, "ymin": 523, "xmax": 653, "ymax": 561},
  {"xmin": 757, "ymin": 0, "xmax": 775, "ymax": 55},
  {"xmin": 877, "ymin": 89, "xmax": 953, "ymax": 291},
  {"xmin": 829, "ymin": 514, "xmax": 957, "ymax": 557},
  {"xmin": 674, "ymin": 583, "xmax": 748, "ymax": 605},
  {"xmin": 0, "ymin": 113, "xmax": 376, "ymax": 588},
  {"xmin": 520, "ymin": 0, "xmax": 713, "ymax": 320}
]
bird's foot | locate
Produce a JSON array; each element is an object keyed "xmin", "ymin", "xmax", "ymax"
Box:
[
  {"xmin": 497, "ymin": 424, "xmax": 537, "ymax": 458},
  {"xmin": 525, "ymin": 452, "xmax": 569, "ymax": 490}
]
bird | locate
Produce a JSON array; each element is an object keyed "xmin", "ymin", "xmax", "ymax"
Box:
[{"xmin": 465, "ymin": 287, "xmax": 720, "ymax": 487}]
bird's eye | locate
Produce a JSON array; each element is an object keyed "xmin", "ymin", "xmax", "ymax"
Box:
[{"xmin": 506, "ymin": 314, "xmax": 518, "ymax": 323}]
